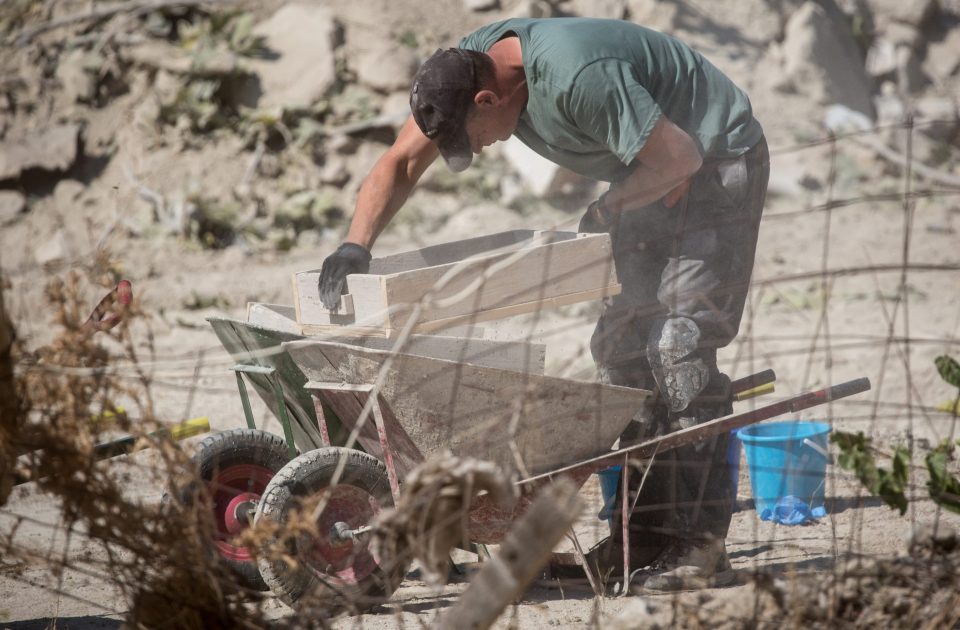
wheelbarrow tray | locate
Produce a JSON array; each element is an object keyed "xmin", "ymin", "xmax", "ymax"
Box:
[
  {"xmin": 281, "ymin": 339, "xmax": 652, "ymax": 481},
  {"xmin": 209, "ymin": 312, "xmax": 550, "ymax": 454},
  {"xmin": 208, "ymin": 316, "xmax": 336, "ymax": 451}
]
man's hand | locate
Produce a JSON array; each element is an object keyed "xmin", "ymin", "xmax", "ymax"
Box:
[{"xmin": 318, "ymin": 243, "xmax": 372, "ymax": 310}]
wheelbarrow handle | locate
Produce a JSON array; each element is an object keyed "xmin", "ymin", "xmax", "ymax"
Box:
[{"xmin": 517, "ymin": 377, "xmax": 871, "ymax": 485}]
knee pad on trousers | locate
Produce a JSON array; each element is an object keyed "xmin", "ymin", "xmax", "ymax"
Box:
[{"xmin": 647, "ymin": 316, "xmax": 710, "ymax": 413}]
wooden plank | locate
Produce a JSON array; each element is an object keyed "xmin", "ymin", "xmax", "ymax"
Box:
[
  {"xmin": 283, "ymin": 341, "xmax": 651, "ymax": 477},
  {"xmin": 293, "ymin": 272, "xmax": 383, "ymax": 327},
  {"xmin": 320, "ymin": 389, "xmax": 384, "ymax": 460},
  {"xmin": 298, "ymin": 334, "xmax": 546, "ymax": 374},
  {"xmin": 380, "ymin": 232, "xmax": 617, "ymax": 330},
  {"xmin": 246, "ymin": 302, "xmax": 300, "ymax": 334},
  {"xmin": 294, "ymin": 230, "xmax": 619, "ymax": 332},
  {"xmin": 399, "ymin": 286, "xmax": 618, "ymax": 335},
  {"xmin": 297, "ymin": 286, "xmax": 616, "ymax": 339},
  {"xmin": 368, "ymin": 229, "xmax": 536, "ymax": 274}
]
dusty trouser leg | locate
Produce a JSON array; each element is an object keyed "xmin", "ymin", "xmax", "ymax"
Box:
[{"xmin": 590, "ymin": 138, "xmax": 769, "ymax": 577}]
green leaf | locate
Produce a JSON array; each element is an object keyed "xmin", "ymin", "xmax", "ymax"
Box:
[
  {"xmin": 926, "ymin": 442, "xmax": 960, "ymax": 515},
  {"xmin": 935, "ymin": 355, "xmax": 960, "ymax": 389},
  {"xmin": 831, "ymin": 431, "xmax": 909, "ymax": 515}
]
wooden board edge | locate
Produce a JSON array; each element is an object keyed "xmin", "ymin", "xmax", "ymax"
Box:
[{"xmin": 401, "ymin": 283, "xmax": 622, "ymax": 335}]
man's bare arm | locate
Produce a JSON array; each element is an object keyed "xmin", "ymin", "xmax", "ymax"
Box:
[
  {"xmin": 603, "ymin": 116, "xmax": 702, "ymax": 213},
  {"xmin": 344, "ymin": 116, "xmax": 440, "ymax": 249}
]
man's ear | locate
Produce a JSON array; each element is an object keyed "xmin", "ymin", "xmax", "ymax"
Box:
[{"xmin": 474, "ymin": 89, "xmax": 499, "ymax": 108}]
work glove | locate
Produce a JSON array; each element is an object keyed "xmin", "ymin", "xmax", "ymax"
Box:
[{"xmin": 317, "ymin": 242, "xmax": 372, "ymax": 310}]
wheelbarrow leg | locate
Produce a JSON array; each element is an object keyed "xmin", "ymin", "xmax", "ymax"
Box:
[
  {"xmin": 310, "ymin": 393, "xmax": 332, "ymax": 447},
  {"xmin": 621, "ymin": 454, "xmax": 630, "ymax": 590},
  {"xmin": 370, "ymin": 393, "xmax": 402, "ymax": 503}
]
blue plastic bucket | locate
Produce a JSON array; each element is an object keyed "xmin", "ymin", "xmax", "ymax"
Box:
[
  {"xmin": 737, "ymin": 421, "xmax": 831, "ymax": 515},
  {"xmin": 597, "ymin": 465, "xmax": 621, "ymax": 522}
]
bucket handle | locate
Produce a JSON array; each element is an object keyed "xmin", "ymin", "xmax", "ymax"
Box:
[{"xmin": 803, "ymin": 438, "xmax": 832, "ymax": 463}]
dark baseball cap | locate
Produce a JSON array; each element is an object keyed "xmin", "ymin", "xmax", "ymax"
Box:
[{"xmin": 410, "ymin": 48, "xmax": 483, "ymax": 172}]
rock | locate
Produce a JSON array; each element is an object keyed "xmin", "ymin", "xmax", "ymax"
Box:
[
  {"xmin": 257, "ymin": 153, "xmax": 283, "ymax": 178},
  {"xmin": 153, "ymin": 70, "xmax": 182, "ymax": 108},
  {"xmin": 381, "ymin": 91, "xmax": 413, "ymax": 124},
  {"xmin": 463, "ymin": 0, "xmax": 499, "ymax": 11},
  {"xmin": 35, "ymin": 230, "xmax": 71, "ymax": 266},
  {"xmin": 565, "ymin": 0, "xmax": 628, "ymax": 19},
  {"xmin": 354, "ymin": 43, "xmax": 419, "ymax": 93},
  {"xmin": 824, "ymin": 104, "xmax": 873, "ymax": 134},
  {"xmin": 906, "ymin": 522, "xmax": 958, "ymax": 552},
  {"xmin": 54, "ymin": 180, "xmax": 84, "ymax": 211},
  {"xmin": 882, "ymin": 20, "xmax": 922, "ymax": 47},
  {"xmin": 0, "ymin": 191, "xmax": 26, "ymax": 225},
  {"xmin": 501, "ymin": 136, "xmax": 592, "ymax": 198},
  {"xmin": 505, "ymin": 0, "xmax": 555, "ymax": 18},
  {"xmin": 896, "ymin": 44, "xmax": 928, "ymax": 93},
  {"xmin": 56, "ymin": 49, "xmax": 99, "ymax": 103},
  {"xmin": 431, "ymin": 204, "xmax": 527, "ymax": 243},
  {"xmin": 246, "ymin": 4, "xmax": 339, "ymax": 109},
  {"xmin": 912, "ymin": 96, "xmax": 959, "ymax": 141},
  {"xmin": 866, "ymin": 38, "xmax": 898, "ymax": 78},
  {"xmin": 318, "ymin": 158, "xmax": 350, "ymax": 187},
  {"xmin": 124, "ymin": 41, "xmax": 240, "ymax": 77},
  {"xmin": 781, "ymin": 2, "xmax": 875, "ymax": 118},
  {"xmin": 924, "ymin": 25, "xmax": 960, "ymax": 82},
  {"xmin": 625, "ymin": 0, "xmax": 679, "ymax": 31},
  {"xmin": 0, "ymin": 124, "xmax": 82, "ymax": 182},
  {"xmin": 874, "ymin": 82, "xmax": 906, "ymax": 125},
  {"xmin": 864, "ymin": 0, "xmax": 938, "ymax": 26}
]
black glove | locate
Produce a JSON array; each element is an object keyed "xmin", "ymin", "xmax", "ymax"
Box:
[{"xmin": 318, "ymin": 242, "xmax": 372, "ymax": 310}]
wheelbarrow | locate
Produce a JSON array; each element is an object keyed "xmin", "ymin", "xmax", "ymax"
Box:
[{"xmin": 191, "ymin": 322, "xmax": 871, "ymax": 612}]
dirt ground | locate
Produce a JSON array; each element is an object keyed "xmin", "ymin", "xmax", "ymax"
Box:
[{"xmin": 2, "ymin": 0, "xmax": 960, "ymax": 627}]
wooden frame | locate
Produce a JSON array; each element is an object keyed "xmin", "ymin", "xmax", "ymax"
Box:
[{"xmin": 292, "ymin": 230, "xmax": 620, "ymax": 337}]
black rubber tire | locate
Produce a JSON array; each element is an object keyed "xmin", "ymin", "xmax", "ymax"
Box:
[
  {"xmin": 180, "ymin": 427, "xmax": 293, "ymax": 592},
  {"xmin": 255, "ymin": 447, "xmax": 407, "ymax": 613}
]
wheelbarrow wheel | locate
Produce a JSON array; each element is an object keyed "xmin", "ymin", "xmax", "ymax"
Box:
[
  {"xmin": 179, "ymin": 427, "xmax": 293, "ymax": 592},
  {"xmin": 255, "ymin": 446, "xmax": 407, "ymax": 613}
]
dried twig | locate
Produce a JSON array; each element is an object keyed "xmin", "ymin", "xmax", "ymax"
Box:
[{"xmin": 435, "ymin": 479, "xmax": 581, "ymax": 630}]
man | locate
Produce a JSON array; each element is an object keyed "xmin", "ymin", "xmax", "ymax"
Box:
[{"xmin": 318, "ymin": 17, "xmax": 769, "ymax": 591}]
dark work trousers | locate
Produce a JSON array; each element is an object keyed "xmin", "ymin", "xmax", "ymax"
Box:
[{"xmin": 588, "ymin": 136, "xmax": 770, "ymax": 566}]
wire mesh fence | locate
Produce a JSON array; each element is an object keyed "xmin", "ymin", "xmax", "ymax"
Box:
[{"xmin": 1, "ymin": 115, "xmax": 959, "ymax": 628}]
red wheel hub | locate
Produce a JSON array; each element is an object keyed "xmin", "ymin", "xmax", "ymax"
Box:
[
  {"xmin": 208, "ymin": 464, "xmax": 274, "ymax": 561},
  {"xmin": 300, "ymin": 485, "xmax": 382, "ymax": 585}
]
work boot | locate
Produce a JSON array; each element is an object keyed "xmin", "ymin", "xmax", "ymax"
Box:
[{"xmin": 636, "ymin": 538, "xmax": 737, "ymax": 593}]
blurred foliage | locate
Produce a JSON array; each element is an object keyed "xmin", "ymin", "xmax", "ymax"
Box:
[
  {"xmin": 160, "ymin": 79, "xmax": 224, "ymax": 132},
  {"xmin": 831, "ymin": 431, "xmax": 911, "ymax": 515},
  {"xmin": 0, "ymin": 0, "xmax": 42, "ymax": 38},
  {"xmin": 184, "ymin": 290, "xmax": 231, "ymax": 311},
  {"xmin": 832, "ymin": 355, "xmax": 960, "ymax": 516},
  {"xmin": 396, "ymin": 29, "xmax": 419, "ymax": 49},
  {"xmin": 936, "ymin": 355, "xmax": 960, "ymax": 389},
  {"xmin": 926, "ymin": 440, "xmax": 960, "ymax": 515},
  {"xmin": 176, "ymin": 10, "xmax": 265, "ymax": 57},
  {"xmin": 186, "ymin": 195, "xmax": 242, "ymax": 249},
  {"xmin": 274, "ymin": 190, "xmax": 342, "ymax": 233}
]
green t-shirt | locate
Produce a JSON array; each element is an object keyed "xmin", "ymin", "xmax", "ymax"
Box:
[{"xmin": 460, "ymin": 18, "xmax": 763, "ymax": 182}]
